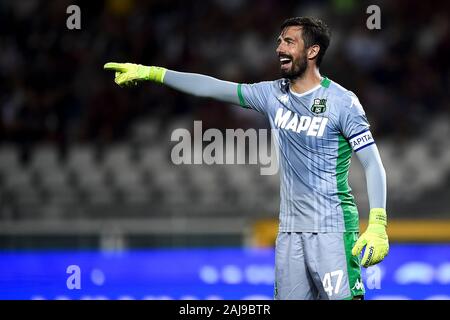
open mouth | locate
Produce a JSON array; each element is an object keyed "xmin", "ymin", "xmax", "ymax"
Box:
[
  {"xmin": 280, "ymin": 57, "xmax": 291, "ymax": 65},
  {"xmin": 279, "ymin": 56, "xmax": 292, "ymax": 69}
]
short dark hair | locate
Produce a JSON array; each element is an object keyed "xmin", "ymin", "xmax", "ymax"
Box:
[{"xmin": 280, "ymin": 17, "xmax": 331, "ymax": 66}]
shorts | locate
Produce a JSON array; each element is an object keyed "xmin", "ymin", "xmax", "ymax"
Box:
[{"xmin": 274, "ymin": 232, "xmax": 365, "ymax": 300}]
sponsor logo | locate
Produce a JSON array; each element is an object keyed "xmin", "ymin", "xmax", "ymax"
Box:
[
  {"xmin": 278, "ymin": 95, "xmax": 289, "ymax": 104},
  {"xmin": 352, "ymin": 278, "xmax": 364, "ymax": 291},
  {"xmin": 274, "ymin": 108, "xmax": 328, "ymax": 137},
  {"xmin": 364, "ymin": 246, "xmax": 375, "ymax": 268}
]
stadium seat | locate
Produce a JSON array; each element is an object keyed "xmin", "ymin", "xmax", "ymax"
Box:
[
  {"xmin": 30, "ymin": 145, "xmax": 59, "ymax": 172},
  {"xmin": 0, "ymin": 145, "xmax": 21, "ymax": 175}
]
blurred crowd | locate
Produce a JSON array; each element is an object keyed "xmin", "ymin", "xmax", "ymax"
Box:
[{"xmin": 0, "ymin": 0, "xmax": 449, "ymax": 156}]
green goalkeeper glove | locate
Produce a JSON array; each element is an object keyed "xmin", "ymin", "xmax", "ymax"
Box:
[
  {"xmin": 103, "ymin": 62, "xmax": 167, "ymax": 86},
  {"xmin": 352, "ymin": 208, "xmax": 389, "ymax": 268}
]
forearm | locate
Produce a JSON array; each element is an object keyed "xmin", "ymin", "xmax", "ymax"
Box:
[
  {"xmin": 356, "ymin": 144, "xmax": 387, "ymax": 209},
  {"xmin": 163, "ymin": 70, "xmax": 240, "ymax": 105},
  {"xmin": 353, "ymin": 144, "xmax": 389, "ymax": 267},
  {"xmin": 103, "ymin": 62, "xmax": 241, "ymax": 105}
]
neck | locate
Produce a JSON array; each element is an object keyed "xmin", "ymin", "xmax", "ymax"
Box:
[{"xmin": 290, "ymin": 66, "xmax": 322, "ymax": 94}]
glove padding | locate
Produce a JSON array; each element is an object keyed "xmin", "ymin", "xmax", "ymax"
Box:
[
  {"xmin": 352, "ymin": 208, "xmax": 389, "ymax": 268},
  {"xmin": 104, "ymin": 62, "xmax": 166, "ymax": 86}
]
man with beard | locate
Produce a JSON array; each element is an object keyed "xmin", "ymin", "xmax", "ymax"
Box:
[{"xmin": 104, "ymin": 17, "xmax": 388, "ymax": 300}]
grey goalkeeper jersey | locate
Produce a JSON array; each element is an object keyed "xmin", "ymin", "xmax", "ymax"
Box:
[{"xmin": 239, "ymin": 77, "xmax": 375, "ymax": 233}]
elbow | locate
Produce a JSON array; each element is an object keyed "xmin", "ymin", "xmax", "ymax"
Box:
[
  {"xmin": 381, "ymin": 163, "xmax": 387, "ymax": 180},
  {"xmin": 369, "ymin": 161, "xmax": 387, "ymax": 185},
  {"xmin": 192, "ymin": 89, "xmax": 211, "ymax": 99},
  {"xmin": 362, "ymin": 158, "xmax": 386, "ymax": 178},
  {"xmin": 376, "ymin": 158, "xmax": 386, "ymax": 177}
]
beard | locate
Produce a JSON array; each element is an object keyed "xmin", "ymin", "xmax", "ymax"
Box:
[{"xmin": 280, "ymin": 53, "xmax": 308, "ymax": 80}]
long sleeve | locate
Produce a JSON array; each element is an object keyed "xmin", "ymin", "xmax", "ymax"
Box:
[
  {"xmin": 355, "ymin": 143, "xmax": 387, "ymax": 209},
  {"xmin": 163, "ymin": 70, "xmax": 241, "ymax": 105}
]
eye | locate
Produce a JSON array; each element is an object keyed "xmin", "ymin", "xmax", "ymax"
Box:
[{"xmin": 282, "ymin": 38, "xmax": 294, "ymax": 45}]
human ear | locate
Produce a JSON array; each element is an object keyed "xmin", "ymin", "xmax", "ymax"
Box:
[{"xmin": 307, "ymin": 44, "xmax": 320, "ymax": 60}]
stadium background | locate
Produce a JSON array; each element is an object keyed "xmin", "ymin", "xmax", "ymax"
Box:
[{"xmin": 0, "ymin": 0, "xmax": 449, "ymax": 299}]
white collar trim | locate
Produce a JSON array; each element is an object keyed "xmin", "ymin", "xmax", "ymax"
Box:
[{"xmin": 289, "ymin": 83, "xmax": 322, "ymax": 97}]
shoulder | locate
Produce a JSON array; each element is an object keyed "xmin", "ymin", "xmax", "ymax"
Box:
[
  {"xmin": 327, "ymin": 79, "xmax": 364, "ymax": 113},
  {"xmin": 258, "ymin": 79, "xmax": 287, "ymax": 91},
  {"xmin": 241, "ymin": 79, "xmax": 287, "ymax": 96}
]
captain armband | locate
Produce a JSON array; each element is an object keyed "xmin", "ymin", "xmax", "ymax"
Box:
[{"xmin": 348, "ymin": 130, "xmax": 375, "ymax": 152}]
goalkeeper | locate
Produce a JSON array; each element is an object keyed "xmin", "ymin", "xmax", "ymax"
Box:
[{"xmin": 104, "ymin": 17, "xmax": 388, "ymax": 300}]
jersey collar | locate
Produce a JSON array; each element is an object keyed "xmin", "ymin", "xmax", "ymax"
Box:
[
  {"xmin": 320, "ymin": 76, "xmax": 331, "ymax": 88},
  {"xmin": 289, "ymin": 76, "xmax": 330, "ymax": 97}
]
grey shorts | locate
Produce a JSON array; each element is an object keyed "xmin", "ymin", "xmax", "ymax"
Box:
[{"xmin": 274, "ymin": 232, "xmax": 365, "ymax": 300}]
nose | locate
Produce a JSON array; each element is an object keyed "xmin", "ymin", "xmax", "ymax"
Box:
[
  {"xmin": 276, "ymin": 42, "xmax": 286, "ymax": 56},
  {"xmin": 276, "ymin": 45, "xmax": 283, "ymax": 55}
]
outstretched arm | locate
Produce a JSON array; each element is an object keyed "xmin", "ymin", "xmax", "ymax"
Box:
[
  {"xmin": 164, "ymin": 70, "xmax": 240, "ymax": 105},
  {"xmin": 103, "ymin": 63, "xmax": 240, "ymax": 105},
  {"xmin": 352, "ymin": 143, "xmax": 389, "ymax": 268}
]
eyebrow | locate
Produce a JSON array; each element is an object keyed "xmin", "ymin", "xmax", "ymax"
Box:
[{"xmin": 277, "ymin": 36, "xmax": 296, "ymax": 43}]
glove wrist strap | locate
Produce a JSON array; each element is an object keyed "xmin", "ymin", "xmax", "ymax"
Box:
[
  {"xmin": 369, "ymin": 208, "xmax": 387, "ymax": 227},
  {"xmin": 147, "ymin": 66, "xmax": 167, "ymax": 83}
]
